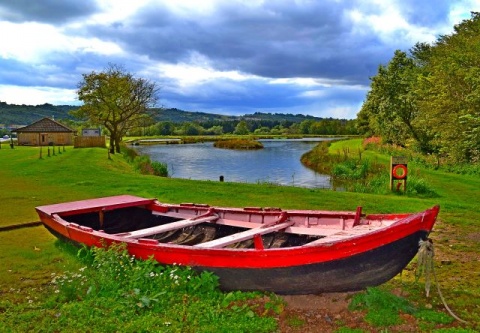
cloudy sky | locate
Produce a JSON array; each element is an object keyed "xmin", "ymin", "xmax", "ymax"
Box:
[{"xmin": 0, "ymin": 0, "xmax": 478, "ymax": 119}]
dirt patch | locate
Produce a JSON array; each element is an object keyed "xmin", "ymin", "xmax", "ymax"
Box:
[{"xmin": 278, "ymin": 293, "xmax": 363, "ymax": 333}]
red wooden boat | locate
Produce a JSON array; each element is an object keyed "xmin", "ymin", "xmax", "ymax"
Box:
[{"xmin": 36, "ymin": 195, "xmax": 439, "ymax": 295}]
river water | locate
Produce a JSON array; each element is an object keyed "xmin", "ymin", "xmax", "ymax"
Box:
[{"xmin": 133, "ymin": 138, "xmax": 332, "ymax": 188}]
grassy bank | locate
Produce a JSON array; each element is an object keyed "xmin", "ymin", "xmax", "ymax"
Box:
[{"xmin": 0, "ymin": 144, "xmax": 479, "ymax": 331}]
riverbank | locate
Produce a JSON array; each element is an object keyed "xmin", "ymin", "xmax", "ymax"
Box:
[{"xmin": 0, "ymin": 143, "xmax": 478, "ymax": 331}]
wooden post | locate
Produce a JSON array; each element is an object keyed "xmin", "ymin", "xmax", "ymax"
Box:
[
  {"xmin": 39, "ymin": 133, "xmax": 42, "ymax": 159},
  {"xmin": 390, "ymin": 156, "xmax": 408, "ymax": 192}
]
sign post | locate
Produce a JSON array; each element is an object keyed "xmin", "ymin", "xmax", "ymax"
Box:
[{"xmin": 390, "ymin": 156, "xmax": 408, "ymax": 192}]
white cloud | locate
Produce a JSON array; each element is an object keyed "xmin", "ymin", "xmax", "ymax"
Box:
[
  {"xmin": 448, "ymin": 1, "xmax": 480, "ymax": 30},
  {"xmin": 347, "ymin": 1, "xmax": 441, "ymax": 45},
  {"xmin": 85, "ymin": 0, "xmax": 151, "ymax": 25},
  {"xmin": 149, "ymin": 52, "xmax": 258, "ymax": 88},
  {"xmin": 0, "ymin": 21, "xmax": 123, "ymax": 63},
  {"xmin": 0, "ymin": 85, "xmax": 78, "ymax": 105}
]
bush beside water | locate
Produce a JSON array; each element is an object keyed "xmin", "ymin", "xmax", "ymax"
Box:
[{"xmin": 121, "ymin": 145, "xmax": 168, "ymax": 177}]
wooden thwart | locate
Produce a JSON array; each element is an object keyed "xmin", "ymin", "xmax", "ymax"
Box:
[
  {"xmin": 195, "ymin": 220, "xmax": 295, "ymax": 249},
  {"xmin": 121, "ymin": 215, "xmax": 219, "ymax": 239}
]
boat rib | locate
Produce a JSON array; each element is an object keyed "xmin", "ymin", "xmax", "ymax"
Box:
[{"xmin": 195, "ymin": 220, "xmax": 295, "ymax": 249}]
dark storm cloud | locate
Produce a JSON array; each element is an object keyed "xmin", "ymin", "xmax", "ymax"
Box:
[
  {"xmin": 82, "ymin": 0, "xmax": 452, "ymax": 87},
  {"xmin": 0, "ymin": 0, "xmax": 98, "ymax": 24},
  {"xmin": 0, "ymin": 58, "xmax": 77, "ymax": 89}
]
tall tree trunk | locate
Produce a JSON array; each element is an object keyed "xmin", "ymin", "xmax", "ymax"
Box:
[
  {"xmin": 109, "ymin": 135, "xmax": 115, "ymax": 154},
  {"xmin": 115, "ymin": 136, "xmax": 121, "ymax": 154}
]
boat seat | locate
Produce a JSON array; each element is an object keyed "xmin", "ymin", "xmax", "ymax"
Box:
[
  {"xmin": 194, "ymin": 220, "xmax": 295, "ymax": 249},
  {"xmin": 118, "ymin": 215, "xmax": 219, "ymax": 238}
]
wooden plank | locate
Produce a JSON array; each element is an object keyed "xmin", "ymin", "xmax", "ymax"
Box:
[
  {"xmin": 195, "ymin": 220, "xmax": 295, "ymax": 249},
  {"xmin": 121, "ymin": 215, "xmax": 218, "ymax": 239},
  {"xmin": 304, "ymin": 226, "xmax": 381, "ymax": 246}
]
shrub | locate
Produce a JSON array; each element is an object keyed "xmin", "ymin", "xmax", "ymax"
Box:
[
  {"xmin": 332, "ymin": 159, "xmax": 370, "ymax": 180},
  {"xmin": 133, "ymin": 155, "xmax": 154, "ymax": 175},
  {"xmin": 214, "ymin": 139, "xmax": 263, "ymax": 150},
  {"xmin": 405, "ymin": 177, "xmax": 439, "ymax": 197},
  {"xmin": 151, "ymin": 161, "xmax": 168, "ymax": 177},
  {"xmin": 121, "ymin": 144, "xmax": 169, "ymax": 177},
  {"xmin": 120, "ymin": 144, "xmax": 139, "ymax": 162},
  {"xmin": 362, "ymin": 136, "xmax": 382, "ymax": 149}
]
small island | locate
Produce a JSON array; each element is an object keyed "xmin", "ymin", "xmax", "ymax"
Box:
[{"xmin": 213, "ymin": 138, "xmax": 264, "ymax": 150}]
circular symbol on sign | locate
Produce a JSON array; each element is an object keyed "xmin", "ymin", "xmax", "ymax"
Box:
[{"xmin": 392, "ymin": 164, "xmax": 408, "ymax": 179}]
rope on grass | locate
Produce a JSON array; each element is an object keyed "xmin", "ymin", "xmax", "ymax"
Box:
[{"xmin": 416, "ymin": 239, "xmax": 468, "ymax": 324}]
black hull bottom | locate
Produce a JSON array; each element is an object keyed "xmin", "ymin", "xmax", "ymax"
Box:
[{"xmin": 196, "ymin": 231, "xmax": 428, "ymax": 295}]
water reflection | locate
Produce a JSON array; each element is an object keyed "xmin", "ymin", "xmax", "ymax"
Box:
[{"xmin": 134, "ymin": 138, "xmax": 332, "ymax": 188}]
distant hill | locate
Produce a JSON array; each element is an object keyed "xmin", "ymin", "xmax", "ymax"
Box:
[
  {"xmin": 0, "ymin": 102, "xmax": 78, "ymax": 126},
  {"xmin": 0, "ymin": 102, "xmax": 328, "ymax": 127}
]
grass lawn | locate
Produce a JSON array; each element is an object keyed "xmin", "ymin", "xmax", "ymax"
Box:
[{"xmin": 0, "ymin": 142, "xmax": 479, "ymax": 331}]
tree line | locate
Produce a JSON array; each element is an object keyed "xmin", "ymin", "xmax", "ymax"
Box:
[
  {"xmin": 127, "ymin": 118, "xmax": 357, "ymax": 137},
  {"xmin": 357, "ymin": 12, "xmax": 480, "ymax": 164}
]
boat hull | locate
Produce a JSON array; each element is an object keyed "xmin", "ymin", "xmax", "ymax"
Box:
[
  {"xmin": 197, "ymin": 231, "xmax": 427, "ymax": 294},
  {"xmin": 37, "ymin": 195, "xmax": 439, "ymax": 294},
  {"xmin": 44, "ymin": 224, "xmax": 426, "ymax": 294}
]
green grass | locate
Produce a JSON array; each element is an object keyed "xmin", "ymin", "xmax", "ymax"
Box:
[
  {"xmin": 2, "ymin": 243, "xmax": 277, "ymax": 332},
  {"xmin": 349, "ymin": 287, "xmax": 416, "ymax": 327},
  {"xmin": 1, "ymin": 143, "xmax": 479, "ymax": 332}
]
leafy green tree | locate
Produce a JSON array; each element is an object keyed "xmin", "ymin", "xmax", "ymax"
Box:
[
  {"xmin": 299, "ymin": 120, "xmax": 315, "ymax": 134},
  {"xmin": 416, "ymin": 12, "xmax": 480, "ymax": 162},
  {"xmin": 73, "ymin": 64, "xmax": 159, "ymax": 154},
  {"xmin": 154, "ymin": 121, "xmax": 175, "ymax": 136},
  {"xmin": 206, "ymin": 125, "xmax": 224, "ymax": 135},
  {"xmin": 234, "ymin": 120, "xmax": 250, "ymax": 135},
  {"xmin": 179, "ymin": 122, "xmax": 204, "ymax": 135},
  {"xmin": 358, "ymin": 50, "xmax": 434, "ymax": 152}
]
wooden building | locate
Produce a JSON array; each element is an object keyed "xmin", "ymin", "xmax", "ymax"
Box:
[{"xmin": 13, "ymin": 118, "xmax": 76, "ymax": 146}]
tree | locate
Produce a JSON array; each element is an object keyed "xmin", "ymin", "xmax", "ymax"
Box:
[
  {"xmin": 415, "ymin": 13, "xmax": 480, "ymax": 162},
  {"xmin": 73, "ymin": 64, "xmax": 159, "ymax": 154},
  {"xmin": 234, "ymin": 120, "xmax": 250, "ymax": 135},
  {"xmin": 358, "ymin": 50, "xmax": 434, "ymax": 152}
]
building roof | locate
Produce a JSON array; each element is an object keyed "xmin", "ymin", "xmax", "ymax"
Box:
[{"xmin": 12, "ymin": 117, "xmax": 75, "ymax": 133}]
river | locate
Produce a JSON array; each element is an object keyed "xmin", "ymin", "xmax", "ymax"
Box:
[{"xmin": 133, "ymin": 138, "xmax": 332, "ymax": 188}]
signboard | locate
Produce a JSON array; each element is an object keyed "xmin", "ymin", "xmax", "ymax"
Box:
[{"xmin": 390, "ymin": 156, "xmax": 408, "ymax": 191}]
